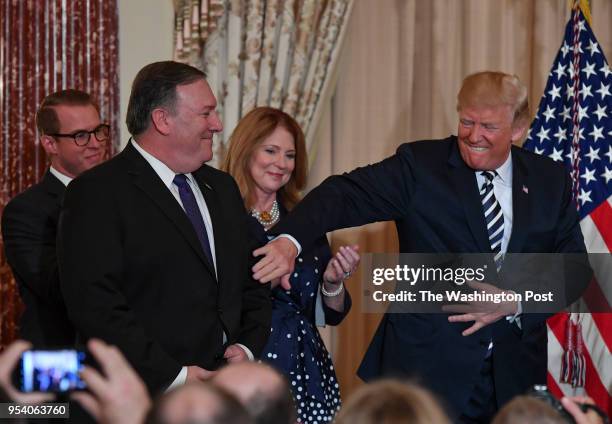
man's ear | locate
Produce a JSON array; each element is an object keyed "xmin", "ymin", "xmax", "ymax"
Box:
[
  {"xmin": 511, "ymin": 121, "xmax": 528, "ymax": 143},
  {"xmin": 151, "ymin": 108, "xmax": 172, "ymax": 136},
  {"xmin": 40, "ymin": 135, "xmax": 58, "ymax": 156}
]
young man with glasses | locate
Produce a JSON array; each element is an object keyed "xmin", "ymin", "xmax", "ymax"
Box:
[{"xmin": 2, "ymin": 89, "xmax": 108, "ymax": 347}]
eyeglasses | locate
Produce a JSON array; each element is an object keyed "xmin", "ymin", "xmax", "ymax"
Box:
[{"xmin": 48, "ymin": 124, "xmax": 110, "ymax": 146}]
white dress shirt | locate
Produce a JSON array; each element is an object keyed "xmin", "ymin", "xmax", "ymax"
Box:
[
  {"xmin": 474, "ymin": 152, "xmax": 522, "ymax": 327},
  {"xmin": 49, "ymin": 166, "xmax": 73, "ymax": 187},
  {"xmin": 474, "ymin": 153, "xmax": 513, "ymax": 254}
]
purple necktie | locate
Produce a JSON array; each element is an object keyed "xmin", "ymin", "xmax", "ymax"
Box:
[{"xmin": 173, "ymin": 174, "xmax": 214, "ymax": 266}]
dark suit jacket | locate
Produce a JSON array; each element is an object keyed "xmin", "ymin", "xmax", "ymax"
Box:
[
  {"xmin": 272, "ymin": 136, "xmax": 587, "ymax": 417},
  {"xmin": 57, "ymin": 142, "xmax": 271, "ymax": 394},
  {"xmin": 2, "ymin": 171, "xmax": 76, "ymax": 346}
]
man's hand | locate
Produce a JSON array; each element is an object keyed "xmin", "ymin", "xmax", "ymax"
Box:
[
  {"xmin": 0, "ymin": 340, "xmax": 54, "ymax": 404},
  {"xmin": 443, "ymin": 281, "xmax": 518, "ymax": 336},
  {"xmin": 223, "ymin": 344, "xmax": 249, "ymax": 364},
  {"xmin": 561, "ymin": 396, "xmax": 605, "ymax": 424},
  {"xmin": 71, "ymin": 339, "xmax": 151, "ymax": 424},
  {"xmin": 185, "ymin": 366, "xmax": 216, "ymax": 383},
  {"xmin": 252, "ymin": 237, "xmax": 298, "ymax": 289}
]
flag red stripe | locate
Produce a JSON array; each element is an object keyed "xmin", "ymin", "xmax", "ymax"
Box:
[
  {"xmin": 548, "ymin": 314, "xmax": 611, "ymax": 415},
  {"xmin": 548, "ymin": 313, "xmax": 568, "ymax": 347},
  {"xmin": 589, "ymin": 201, "xmax": 612, "ymax": 250},
  {"xmin": 581, "ymin": 276, "xmax": 612, "ymax": 314},
  {"xmin": 581, "ymin": 278, "xmax": 612, "ymax": 351},
  {"xmin": 590, "ymin": 312, "xmax": 612, "ymax": 352},
  {"xmin": 581, "ymin": 337, "xmax": 612, "ymax": 415}
]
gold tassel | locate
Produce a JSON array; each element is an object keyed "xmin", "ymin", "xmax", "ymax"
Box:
[{"xmin": 569, "ymin": 0, "xmax": 592, "ymax": 25}]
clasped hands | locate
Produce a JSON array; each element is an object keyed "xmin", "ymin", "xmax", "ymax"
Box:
[
  {"xmin": 443, "ymin": 281, "xmax": 519, "ymax": 336},
  {"xmin": 186, "ymin": 343, "xmax": 249, "ymax": 382}
]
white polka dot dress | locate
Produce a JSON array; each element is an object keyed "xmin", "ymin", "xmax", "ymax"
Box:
[{"xmin": 260, "ymin": 241, "xmax": 342, "ymax": 422}]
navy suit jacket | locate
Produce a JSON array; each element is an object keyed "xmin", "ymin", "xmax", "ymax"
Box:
[
  {"xmin": 58, "ymin": 143, "xmax": 271, "ymax": 394},
  {"xmin": 2, "ymin": 171, "xmax": 76, "ymax": 346},
  {"xmin": 272, "ymin": 136, "xmax": 587, "ymax": 417}
]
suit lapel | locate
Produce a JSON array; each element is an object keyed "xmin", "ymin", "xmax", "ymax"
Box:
[
  {"xmin": 122, "ymin": 143, "xmax": 216, "ymax": 277},
  {"xmin": 42, "ymin": 170, "xmax": 66, "ymax": 200},
  {"xmin": 193, "ymin": 167, "xmax": 226, "ymax": 285},
  {"xmin": 506, "ymin": 148, "xmax": 530, "ymax": 253},
  {"xmin": 447, "ymin": 139, "xmax": 494, "ymax": 253}
]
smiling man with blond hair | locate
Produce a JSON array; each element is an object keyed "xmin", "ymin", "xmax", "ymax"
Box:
[{"xmin": 252, "ymin": 71, "xmax": 587, "ymax": 422}]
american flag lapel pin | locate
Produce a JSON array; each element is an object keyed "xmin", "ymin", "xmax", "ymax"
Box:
[{"xmin": 522, "ymin": 185, "xmax": 528, "ymax": 194}]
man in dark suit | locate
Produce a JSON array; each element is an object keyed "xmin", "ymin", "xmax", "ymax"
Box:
[
  {"xmin": 57, "ymin": 61, "xmax": 271, "ymax": 394},
  {"xmin": 2, "ymin": 89, "xmax": 107, "ymax": 347},
  {"xmin": 252, "ymin": 71, "xmax": 587, "ymax": 422}
]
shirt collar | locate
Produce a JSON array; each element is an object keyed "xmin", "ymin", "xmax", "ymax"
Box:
[
  {"xmin": 49, "ymin": 166, "xmax": 73, "ymax": 187},
  {"xmin": 494, "ymin": 151, "xmax": 513, "ymax": 186},
  {"xmin": 131, "ymin": 138, "xmax": 195, "ymax": 189},
  {"xmin": 475, "ymin": 151, "xmax": 513, "ymax": 187}
]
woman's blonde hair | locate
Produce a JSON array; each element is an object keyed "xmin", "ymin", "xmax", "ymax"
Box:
[
  {"xmin": 334, "ymin": 380, "xmax": 451, "ymax": 424},
  {"xmin": 221, "ymin": 107, "xmax": 307, "ymax": 211}
]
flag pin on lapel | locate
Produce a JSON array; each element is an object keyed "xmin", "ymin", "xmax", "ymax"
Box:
[{"xmin": 522, "ymin": 185, "xmax": 528, "ymax": 194}]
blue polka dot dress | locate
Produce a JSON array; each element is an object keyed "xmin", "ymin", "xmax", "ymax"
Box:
[{"xmin": 249, "ymin": 213, "xmax": 351, "ymax": 423}]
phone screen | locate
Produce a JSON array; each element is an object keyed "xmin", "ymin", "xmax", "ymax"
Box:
[{"xmin": 20, "ymin": 350, "xmax": 86, "ymax": 392}]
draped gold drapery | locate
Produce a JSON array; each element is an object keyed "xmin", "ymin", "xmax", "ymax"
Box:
[{"xmin": 173, "ymin": 0, "xmax": 354, "ymax": 168}]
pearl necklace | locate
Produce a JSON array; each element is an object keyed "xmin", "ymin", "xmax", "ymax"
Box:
[{"xmin": 251, "ymin": 200, "xmax": 280, "ymax": 227}]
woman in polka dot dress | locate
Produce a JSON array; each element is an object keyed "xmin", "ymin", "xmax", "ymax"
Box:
[{"xmin": 222, "ymin": 107, "xmax": 360, "ymax": 423}]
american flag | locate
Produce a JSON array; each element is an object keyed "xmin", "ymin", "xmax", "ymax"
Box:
[{"xmin": 523, "ymin": 5, "xmax": 611, "ymax": 414}]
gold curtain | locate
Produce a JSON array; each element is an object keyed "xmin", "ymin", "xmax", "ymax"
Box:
[
  {"xmin": 308, "ymin": 0, "xmax": 612, "ymax": 398},
  {"xmin": 173, "ymin": 0, "xmax": 354, "ymax": 168}
]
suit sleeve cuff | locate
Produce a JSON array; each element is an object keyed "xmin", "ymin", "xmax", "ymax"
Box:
[
  {"xmin": 235, "ymin": 343, "xmax": 255, "ymax": 361},
  {"xmin": 273, "ymin": 234, "xmax": 302, "ymax": 255},
  {"xmin": 165, "ymin": 366, "xmax": 187, "ymax": 392}
]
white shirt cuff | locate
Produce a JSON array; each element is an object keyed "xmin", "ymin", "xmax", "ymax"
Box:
[
  {"xmin": 273, "ymin": 234, "xmax": 302, "ymax": 255},
  {"xmin": 235, "ymin": 343, "xmax": 254, "ymax": 361},
  {"xmin": 166, "ymin": 366, "xmax": 187, "ymax": 392},
  {"xmin": 506, "ymin": 299, "xmax": 522, "ymax": 329}
]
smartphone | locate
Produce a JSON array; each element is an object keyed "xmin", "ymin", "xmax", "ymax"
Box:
[{"xmin": 17, "ymin": 349, "xmax": 87, "ymax": 392}]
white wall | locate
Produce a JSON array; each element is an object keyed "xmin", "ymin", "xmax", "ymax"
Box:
[{"xmin": 118, "ymin": 0, "xmax": 175, "ymax": 147}]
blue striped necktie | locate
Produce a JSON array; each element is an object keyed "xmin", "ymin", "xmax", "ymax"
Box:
[{"xmin": 480, "ymin": 171, "xmax": 504, "ymax": 271}]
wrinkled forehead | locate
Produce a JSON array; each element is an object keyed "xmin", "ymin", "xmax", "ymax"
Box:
[
  {"xmin": 457, "ymin": 87, "xmax": 517, "ymax": 114},
  {"xmin": 176, "ymin": 78, "xmax": 216, "ymax": 110},
  {"xmin": 458, "ymin": 104, "xmax": 514, "ymax": 124},
  {"xmin": 53, "ymin": 104, "xmax": 101, "ymax": 131}
]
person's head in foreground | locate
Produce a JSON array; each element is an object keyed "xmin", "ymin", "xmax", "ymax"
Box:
[
  {"xmin": 492, "ymin": 394, "xmax": 606, "ymax": 424},
  {"xmin": 334, "ymin": 379, "xmax": 451, "ymax": 424},
  {"xmin": 456, "ymin": 71, "xmax": 529, "ymax": 171},
  {"xmin": 147, "ymin": 382, "xmax": 253, "ymax": 424},
  {"xmin": 213, "ymin": 361, "xmax": 295, "ymax": 424}
]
